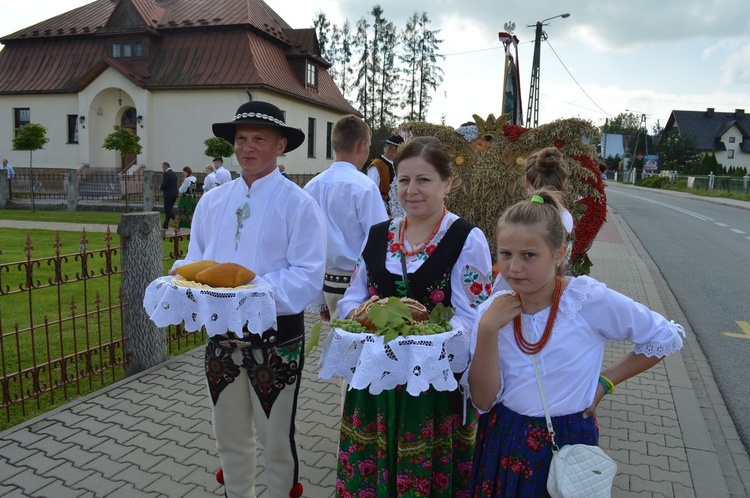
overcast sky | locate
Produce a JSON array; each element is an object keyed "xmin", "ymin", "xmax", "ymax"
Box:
[{"xmin": 3, "ymin": 0, "xmax": 749, "ymax": 130}]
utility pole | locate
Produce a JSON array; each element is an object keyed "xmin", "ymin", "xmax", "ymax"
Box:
[
  {"xmin": 525, "ymin": 13, "xmax": 569, "ymax": 128},
  {"xmin": 626, "ymin": 110, "xmax": 649, "ymax": 183}
]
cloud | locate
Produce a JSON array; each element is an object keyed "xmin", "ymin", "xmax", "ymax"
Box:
[{"xmin": 721, "ymin": 43, "xmax": 750, "ymax": 85}]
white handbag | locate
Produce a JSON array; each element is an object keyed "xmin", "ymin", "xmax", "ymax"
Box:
[{"xmin": 530, "ymin": 354, "xmax": 617, "ymax": 498}]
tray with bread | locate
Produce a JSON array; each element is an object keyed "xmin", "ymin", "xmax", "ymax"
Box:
[
  {"xmin": 318, "ymin": 296, "xmax": 470, "ymax": 396},
  {"xmin": 143, "ymin": 260, "xmax": 277, "ymax": 337}
]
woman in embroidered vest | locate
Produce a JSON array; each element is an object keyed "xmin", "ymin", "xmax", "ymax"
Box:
[
  {"xmin": 177, "ymin": 165, "xmax": 197, "ymax": 228},
  {"xmin": 467, "ymin": 189, "xmax": 685, "ymax": 496},
  {"xmin": 336, "ymin": 136, "xmax": 493, "ymax": 496}
]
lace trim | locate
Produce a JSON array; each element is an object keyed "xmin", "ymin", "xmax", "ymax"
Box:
[
  {"xmin": 554, "ymin": 275, "xmax": 594, "ymax": 329},
  {"xmin": 633, "ymin": 322, "xmax": 686, "ymax": 358}
]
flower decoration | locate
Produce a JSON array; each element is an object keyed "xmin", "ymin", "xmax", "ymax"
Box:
[
  {"xmin": 554, "ymin": 139, "xmax": 566, "ymax": 149},
  {"xmin": 502, "ymin": 124, "xmax": 529, "ymax": 142},
  {"xmin": 454, "ymin": 155, "xmax": 466, "ymax": 167},
  {"xmin": 515, "ymin": 156, "xmax": 525, "ymax": 167}
]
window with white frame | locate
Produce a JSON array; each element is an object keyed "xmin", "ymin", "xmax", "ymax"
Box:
[
  {"xmin": 306, "ymin": 61, "xmax": 317, "ymax": 87},
  {"xmin": 729, "ymin": 136, "xmax": 736, "ymax": 143},
  {"xmin": 727, "ymin": 149, "xmax": 735, "ymax": 159}
]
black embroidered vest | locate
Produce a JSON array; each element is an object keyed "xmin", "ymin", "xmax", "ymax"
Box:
[{"xmin": 362, "ymin": 218, "xmax": 474, "ymax": 311}]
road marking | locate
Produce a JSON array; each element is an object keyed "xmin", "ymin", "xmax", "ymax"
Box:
[
  {"xmin": 715, "ymin": 223, "xmax": 728, "ymax": 226},
  {"xmin": 723, "ymin": 321, "xmax": 750, "ymax": 339},
  {"xmin": 624, "ymin": 194, "xmax": 715, "ymax": 221},
  {"xmin": 730, "ymin": 229, "xmax": 746, "ymax": 234}
]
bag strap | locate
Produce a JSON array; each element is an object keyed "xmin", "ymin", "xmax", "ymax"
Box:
[{"xmin": 527, "ymin": 317, "xmax": 560, "ymax": 451}]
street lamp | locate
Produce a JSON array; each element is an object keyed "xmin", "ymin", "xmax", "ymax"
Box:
[{"xmin": 525, "ymin": 13, "xmax": 570, "ymax": 128}]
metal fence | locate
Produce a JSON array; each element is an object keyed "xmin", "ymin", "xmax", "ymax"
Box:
[
  {"xmin": 4, "ymin": 169, "xmax": 318, "ymax": 210},
  {"xmin": 0, "ymin": 221, "xmax": 199, "ymax": 428}
]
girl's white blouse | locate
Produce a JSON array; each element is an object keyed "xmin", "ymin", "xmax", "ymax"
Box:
[{"xmin": 468, "ymin": 275, "xmax": 685, "ymax": 417}]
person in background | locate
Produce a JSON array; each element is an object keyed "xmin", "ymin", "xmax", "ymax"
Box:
[
  {"xmin": 303, "ymin": 114, "xmax": 387, "ymax": 320},
  {"xmin": 467, "ymin": 189, "xmax": 685, "ymax": 496},
  {"xmin": 177, "ymin": 166, "xmax": 197, "ymax": 228},
  {"xmin": 278, "ymin": 164, "xmax": 290, "ymax": 179},
  {"xmin": 159, "ymin": 161, "xmax": 178, "ymax": 232},
  {"xmin": 203, "ymin": 163, "xmax": 218, "ymax": 193},
  {"xmin": 172, "ymin": 100, "xmax": 325, "ymax": 498},
  {"xmin": 214, "ymin": 157, "xmax": 232, "ymax": 185},
  {"xmin": 494, "ymin": 146, "xmax": 573, "ymax": 294},
  {"xmin": 1, "ymin": 159, "xmax": 15, "ymax": 199},
  {"xmin": 364, "ymin": 134, "xmax": 404, "ymax": 212},
  {"xmin": 336, "ymin": 136, "xmax": 493, "ymax": 495}
]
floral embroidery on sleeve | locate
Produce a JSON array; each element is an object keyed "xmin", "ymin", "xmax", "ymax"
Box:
[{"xmin": 462, "ymin": 264, "xmax": 492, "ymax": 308}]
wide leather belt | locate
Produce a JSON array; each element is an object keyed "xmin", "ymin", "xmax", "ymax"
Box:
[
  {"xmin": 325, "ymin": 273, "xmax": 351, "ymax": 284},
  {"xmin": 209, "ymin": 312, "xmax": 304, "ymax": 349}
]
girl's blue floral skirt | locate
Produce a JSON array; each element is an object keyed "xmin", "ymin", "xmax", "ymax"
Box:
[{"xmin": 469, "ymin": 403, "xmax": 598, "ymax": 497}]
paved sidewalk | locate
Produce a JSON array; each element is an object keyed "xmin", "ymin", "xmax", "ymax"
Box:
[{"xmin": 1, "ymin": 200, "xmax": 749, "ymax": 497}]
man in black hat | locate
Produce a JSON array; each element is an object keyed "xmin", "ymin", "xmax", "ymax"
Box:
[
  {"xmin": 364, "ymin": 134, "xmax": 404, "ymax": 212},
  {"xmin": 171, "ymin": 101, "xmax": 326, "ymax": 498}
]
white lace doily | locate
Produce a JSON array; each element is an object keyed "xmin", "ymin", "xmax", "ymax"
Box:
[
  {"xmin": 143, "ymin": 275, "xmax": 277, "ymax": 336},
  {"xmin": 318, "ymin": 317, "xmax": 470, "ymax": 396}
]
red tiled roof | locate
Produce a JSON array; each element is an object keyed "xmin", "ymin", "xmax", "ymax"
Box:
[{"xmin": 0, "ymin": 0, "xmax": 357, "ymax": 114}]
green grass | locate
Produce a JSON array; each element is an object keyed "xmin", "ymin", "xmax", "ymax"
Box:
[{"xmin": 0, "ymin": 209, "xmax": 124, "ymax": 226}]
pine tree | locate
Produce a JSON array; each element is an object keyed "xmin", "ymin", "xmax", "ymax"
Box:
[
  {"xmin": 416, "ymin": 13, "xmax": 444, "ymax": 121},
  {"xmin": 400, "ymin": 13, "xmax": 421, "ymax": 122},
  {"xmin": 354, "ymin": 17, "xmax": 371, "ymax": 123}
]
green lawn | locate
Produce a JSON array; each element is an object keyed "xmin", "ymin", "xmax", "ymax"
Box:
[{"xmin": 0, "ymin": 209, "xmax": 124, "ymax": 226}]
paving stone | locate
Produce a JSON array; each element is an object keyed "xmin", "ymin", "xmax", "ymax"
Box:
[
  {"xmin": 35, "ymin": 478, "xmax": 88, "ymax": 498},
  {"xmin": 149, "ymin": 440, "xmax": 200, "ymax": 463},
  {"xmin": 42, "ymin": 460, "xmax": 95, "ymax": 487},
  {"xmin": 17, "ymin": 451, "xmax": 65, "ymax": 474},
  {"xmin": 74, "ymin": 471, "xmax": 127, "ymax": 496},
  {"xmin": 29, "ymin": 435, "xmax": 75, "ymax": 457},
  {"xmin": 5, "ymin": 467, "xmax": 58, "ymax": 495},
  {"xmin": 0, "ymin": 442, "xmax": 38, "ymax": 464},
  {"xmin": 105, "ymin": 483, "xmax": 163, "ymax": 498},
  {"xmin": 56, "ymin": 444, "xmax": 103, "ymax": 466},
  {"xmin": 0, "ymin": 458, "xmax": 27, "ymax": 481},
  {"xmin": 81, "ymin": 454, "xmax": 132, "ymax": 479},
  {"xmin": 144, "ymin": 474, "xmax": 197, "ymax": 497},
  {"xmin": 114, "ymin": 463, "xmax": 162, "ymax": 489}
]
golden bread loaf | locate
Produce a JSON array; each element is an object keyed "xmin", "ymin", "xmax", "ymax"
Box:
[
  {"xmin": 175, "ymin": 260, "xmax": 219, "ymax": 281},
  {"xmin": 195, "ymin": 262, "xmax": 256, "ymax": 287}
]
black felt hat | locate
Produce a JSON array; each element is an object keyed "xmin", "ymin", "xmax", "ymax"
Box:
[
  {"xmin": 212, "ymin": 101, "xmax": 306, "ymax": 153},
  {"xmin": 385, "ymin": 135, "xmax": 404, "ymax": 147}
]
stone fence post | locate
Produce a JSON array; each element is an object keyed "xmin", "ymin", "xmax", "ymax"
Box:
[
  {"xmin": 0, "ymin": 169, "xmax": 7, "ymax": 208},
  {"xmin": 118, "ymin": 211, "xmax": 166, "ymax": 375},
  {"xmin": 66, "ymin": 169, "xmax": 78, "ymax": 211},
  {"xmin": 143, "ymin": 170, "xmax": 155, "ymax": 212}
]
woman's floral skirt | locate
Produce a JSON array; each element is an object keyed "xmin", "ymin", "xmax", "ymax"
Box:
[
  {"xmin": 337, "ymin": 385, "xmax": 476, "ymax": 497},
  {"xmin": 469, "ymin": 403, "xmax": 598, "ymax": 497}
]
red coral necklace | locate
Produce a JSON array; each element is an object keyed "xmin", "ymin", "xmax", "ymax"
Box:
[
  {"xmin": 513, "ymin": 276, "xmax": 563, "ymax": 355},
  {"xmin": 399, "ymin": 207, "xmax": 447, "ymax": 257}
]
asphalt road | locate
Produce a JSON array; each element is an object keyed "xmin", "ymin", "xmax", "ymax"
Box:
[{"xmin": 605, "ymin": 183, "xmax": 750, "ymax": 448}]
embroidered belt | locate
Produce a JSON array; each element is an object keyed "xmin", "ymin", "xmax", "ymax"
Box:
[
  {"xmin": 325, "ymin": 273, "xmax": 351, "ymax": 284},
  {"xmin": 209, "ymin": 312, "xmax": 304, "ymax": 349}
]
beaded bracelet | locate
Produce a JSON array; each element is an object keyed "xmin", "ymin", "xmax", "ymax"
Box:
[{"xmin": 598, "ymin": 374, "xmax": 616, "ymax": 395}]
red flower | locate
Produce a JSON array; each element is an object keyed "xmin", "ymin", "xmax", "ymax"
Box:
[
  {"xmin": 416, "ymin": 477, "xmax": 431, "ymax": 494},
  {"xmin": 421, "ymin": 425, "xmax": 434, "ymax": 438},
  {"xmin": 469, "ymin": 282, "xmax": 483, "ymax": 295},
  {"xmin": 484, "ymin": 283, "xmax": 492, "ymax": 294},
  {"xmin": 434, "ymin": 472, "xmax": 449, "ymax": 488},
  {"xmin": 425, "ymin": 244, "xmax": 437, "ymax": 255},
  {"xmin": 429, "ymin": 289, "xmax": 445, "ymax": 304},
  {"xmin": 396, "ymin": 475, "xmax": 412, "ymax": 493},
  {"xmin": 502, "ymin": 124, "xmax": 529, "ymax": 142},
  {"xmin": 458, "ymin": 462, "xmax": 473, "ymax": 478},
  {"xmin": 554, "ymin": 139, "xmax": 566, "ymax": 149},
  {"xmin": 389, "ymin": 242, "xmax": 401, "ymax": 253},
  {"xmin": 358, "ymin": 460, "xmax": 377, "ymax": 476},
  {"xmin": 368, "ymin": 286, "xmax": 378, "ymax": 297},
  {"xmin": 387, "ymin": 230, "xmax": 396, "ymax": 241}
]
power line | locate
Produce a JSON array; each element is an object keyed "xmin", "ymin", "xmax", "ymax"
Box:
[{"xmin": 544, "ymin": 38, "xmax": 613, "ymax": 118}]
